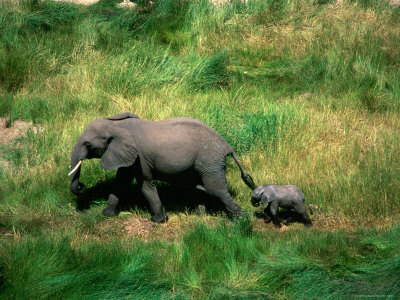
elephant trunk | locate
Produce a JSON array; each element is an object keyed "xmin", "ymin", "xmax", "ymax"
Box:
[
  {"xmin": 251, "ymin": 197, "xmax": 260, "ymax": 207},
  {"xmin": 251, "ymin": 189, "xmax": 263, "ymax": 207},
  {"xmin": 69, "ymin": 140, "xmax": 87, "ymax": 195}
]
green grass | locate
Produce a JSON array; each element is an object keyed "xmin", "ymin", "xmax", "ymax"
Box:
[
  {"xmin": 0, "ymin": 0, "xmax": 400, "ymax": 298},
  {"xmin": 1, "ymin": 221, "xmax": 399, "ymax": 299}
]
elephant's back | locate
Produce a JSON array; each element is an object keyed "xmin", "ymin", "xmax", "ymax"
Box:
[
  {"xmin": 269, "ymin": 185, "xmax": 304, "ymax": 200},
  {"xmin": 157, "ymin": 117, "xmax": 233, "ymax": 154}
]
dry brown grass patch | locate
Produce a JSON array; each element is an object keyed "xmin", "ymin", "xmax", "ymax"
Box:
[
  {"xmin": 253, "ymin": 213, "xmax": 399, "ymax": 233},
  {"xmin": 255, "ymin": 1, "xmax": 397, "ymax": 59},
  {"xmin": 122, "ymin": 213, "xmax": 222, "ymax": 241}
]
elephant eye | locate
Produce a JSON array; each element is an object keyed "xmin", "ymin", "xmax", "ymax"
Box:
[{"xmin": 84, "ymin": 141, "xmax": 91, "ymax": 147}]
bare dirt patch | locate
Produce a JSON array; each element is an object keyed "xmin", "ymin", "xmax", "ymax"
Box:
[
  {"xmin": 0, "ymin": 226, "xmax": 13, "ymax": 237},
  {"xmin": 0, "ymin": 117, "xmax": 43, "ymax": 169},
  {"xmin": 124, "ymin": 216, "xmax": 158, "ymax": 239},
  {"xmin": 0, "ymin": 118, "xmax": 42, "ymax": 145}
]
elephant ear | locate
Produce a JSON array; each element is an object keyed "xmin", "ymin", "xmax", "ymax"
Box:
[
  {"xmin": 107, "ymin": 112, "xmax": 140, "ymax": 120},
  {"xmin": 101, "ymin": 126, "xmax": 138, "ymax": 170},
  {"xmin": 260, "ymin": 191, "xmax": 272, "ymax": 204}
]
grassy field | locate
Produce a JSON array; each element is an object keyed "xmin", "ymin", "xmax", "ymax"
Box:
[{"xmin": 0, "ymin": 0, "xmax": 399, "ymax": 298}]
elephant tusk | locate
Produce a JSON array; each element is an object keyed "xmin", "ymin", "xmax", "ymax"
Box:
[{"xmin": 68, "ymin": 160, "xmax": 82, "ymax": 176}]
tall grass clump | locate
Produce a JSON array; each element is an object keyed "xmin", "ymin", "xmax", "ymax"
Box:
[
  {"xmin": 0, "ymin": 0, "xmax": 83, "ymax": 92},
  {"xmin": 249, "ymin": 0, "xmax": 400, "ymax": 111},
  {"xmin": 191, "ymin": 51, "xmax": 230, "ymax": 90},
  {"xmin": 203, "ymin": 102, "xmax": 300, "ymax": 154},
  {"xmin": 0, "ymin": 235, "xmax": 173, "ymax": 299}
]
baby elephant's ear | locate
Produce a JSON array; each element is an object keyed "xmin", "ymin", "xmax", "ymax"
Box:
[
  {"xmin": 101, "ymin": 126, "xmax": 138, "ymax": 170},
  {"xmin": 260, "ymin": 191, "xmax": 272, "ymax": 204}
]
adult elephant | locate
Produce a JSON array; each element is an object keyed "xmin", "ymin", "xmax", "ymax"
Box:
[{"xmin": 69, "ymin": 112, "xmax": 255, "ymax": 223}]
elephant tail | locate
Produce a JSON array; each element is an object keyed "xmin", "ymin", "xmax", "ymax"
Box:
[
  {"xmin": 230, "ymin": 153, "xmax": 256, "ymax": 190},
  {"xmin": 304, "ymin": 198, "xmax": 314, "ymax": 215}
]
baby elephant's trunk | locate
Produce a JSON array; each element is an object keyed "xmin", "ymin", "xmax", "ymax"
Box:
[{"xmin": 304, "ymin": 199, "xmax": 313, "ymax": 215}]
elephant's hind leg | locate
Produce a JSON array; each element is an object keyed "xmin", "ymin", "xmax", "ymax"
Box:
[
  {"xmin": 294, "ymin": 202, "xmax": 312, "ymax": 227},
  {"xmin": 201, "ymin": 172, "xmax": 242, "ymax": 215}
]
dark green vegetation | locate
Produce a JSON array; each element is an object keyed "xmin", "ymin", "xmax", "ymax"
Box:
[
  {"xmin": 0, "ymin": 0, "xmax": 399, "ymax": 298},
  {"xmin": 1, "ymin": 222, "xmax": 400, "ymax": 299}
]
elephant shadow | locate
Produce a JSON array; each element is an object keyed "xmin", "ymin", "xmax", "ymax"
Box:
[
  {"xmin": 75, "ymin": 179, "xmax": 236, "ymax": 216},
  {"xmin": 254, "ymin": 208, "xmax": 306, "ymax": 225}
]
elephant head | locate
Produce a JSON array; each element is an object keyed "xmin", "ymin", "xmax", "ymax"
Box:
[
  {"xmin": 251, "ymin": 187, "xmax": 270, "ymax": 207},
  {"xmin": 69, "ymin": 112, "xmax": 140, "ymax": 195}
]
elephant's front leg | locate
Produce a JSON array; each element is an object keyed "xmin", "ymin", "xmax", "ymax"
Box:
[
  {"xmin": 269, "ymin": 201, "xmax": 281, "ymax": 228},
  {"xmin": 102, "ymin": 166, "xmax": 135, "ymax": 217},
  {"xmin": 102, "ymin": 194, "xmax": 120, "ymax": 216},
  {"xmin": 141, "ymin": 180, "xmax": 168, "ymax": 223},
  {"xmin": 263, "ymin": 205, "xmax": 272, "ymax": 223}
]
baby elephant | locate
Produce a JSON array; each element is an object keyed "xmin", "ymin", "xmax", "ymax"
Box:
[{"xmin": 251, "ymin": 185, "xmax": 313, "ymax": 228}]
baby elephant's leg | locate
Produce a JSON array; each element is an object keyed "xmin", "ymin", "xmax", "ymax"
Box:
[
  {"xmin": 269, "ymin": 201, "xmax": 281, "ymax": 228},
  {"xmin": 263, "ymin": 205, "xmax": 272, "ymax": 223},
  {"xmin": 294, "ymin": 201, "xmax": 312, "ymax": 227},
  {"xmin": 283, "ymin": 216, "xmax": 295, "ymax": 225}
]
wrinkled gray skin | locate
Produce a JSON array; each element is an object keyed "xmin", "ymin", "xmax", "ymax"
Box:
[
  {"xmin": 70, "ymin": 112, "xmax": 255, "ymax": 223},
  {"xmin": 251, "ymin": 185, "xmax": 313, "ymax": 228}
]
